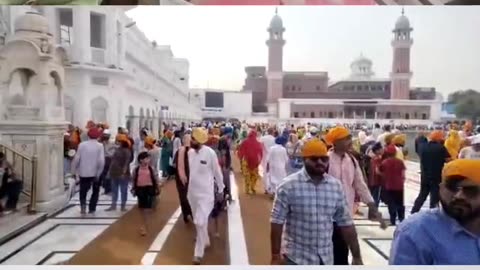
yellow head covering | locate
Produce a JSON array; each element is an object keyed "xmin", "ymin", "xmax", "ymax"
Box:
[
  {"xmin": 192, "ymin": 127, "xmax": 208, "ymax": 144},
  {"xmin": 442, "ymin": 159, "xmax": 480, "ymax": 184},
  {"xmin": 324, "ymin": 126, "xmax": 350, "ymax": 146},
  {"xmin": 392, "ymin": 134, "xmax": 406, "ymax": 146},
  {"xmin": 444, "ymin": 130, "xmax": 461, "ymax": 159},
  {"xmin": 302, "ymin": 139, "xmax": 328, "ymax": 157},
  {"xmin": 144, "ymin": 136, "xmax": 156, "ymax": 148},
  {"xmin": 385, "ymin": 133, "xmax": 396, "ymax": 145},
  {"xmin": 429, "ymin": 130, "xmax": 445, "ymax": 142}
]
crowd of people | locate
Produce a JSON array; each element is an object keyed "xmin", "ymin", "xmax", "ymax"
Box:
[{"xmin": 60, "ymin": 119, "xmax": 480, "ymax": 265}]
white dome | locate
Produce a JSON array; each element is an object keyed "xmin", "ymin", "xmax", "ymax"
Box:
[
  {"xmin": 395, "ymin": 14, "xmax": 410, "ymax": 30},
  {"xmin": 351, "ymin": 54, "xmax": 372, "ymax": 67},
  {"xmin": 14, "ymin": 11, "xmax": 50, "ymax": 35},
  {"xmin": 269, "ymin": 14, "xmax": 283, "ymax": 31}
]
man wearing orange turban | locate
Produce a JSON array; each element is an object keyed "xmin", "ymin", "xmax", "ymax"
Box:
[
  {"xmin": 271, "ymin": 139, "xmax": 365, "ymax": 265},
  {"xmin": 324, "ymin": 127, "xmax": 385, "ymax": 265},
  {"xmin": 411, "ymin": 130, "xmax": 451, "ymax": 214},
  {"xmin": 390, "ymin": 159, "xmax": 480, "ymax": 265}
]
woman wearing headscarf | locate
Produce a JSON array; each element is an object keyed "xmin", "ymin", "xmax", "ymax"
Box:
[
  {"xmin": 266, "ymin": 136, "xmax": 289, "ymax": 199},
  {"xmin": 444, "ymin": 130, "xmax": 461, "ymax": 160},
  {"xmin": 160, "ymin": 130, "xmax": 174, "ymax": 178},
  {"xmin": 237, "ymin": 130, "xmax": 263, "ymax": 195}
]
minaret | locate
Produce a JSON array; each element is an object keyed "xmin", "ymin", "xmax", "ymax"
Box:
[
  {"xmin": 265, "ymin": 8, "xmax": 285, "ymax": 117},
  {"xmin": 390, "ymin": 8, "xmax": 413, "ymax": 100}
]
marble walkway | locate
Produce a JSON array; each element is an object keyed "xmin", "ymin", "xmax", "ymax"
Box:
[{"xmin": 0, "ymin": 161, "xmax": 429, "ymax": 265}]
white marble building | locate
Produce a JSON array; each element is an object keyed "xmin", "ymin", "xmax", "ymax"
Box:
[{"xmin": 0, "ymin": 6, "xmax": 201, "ymax": 138}]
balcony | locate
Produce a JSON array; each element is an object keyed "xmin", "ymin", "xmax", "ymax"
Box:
[{"xmin": 91, "ymin": 47, "xmax": 106, "ymax": 65}]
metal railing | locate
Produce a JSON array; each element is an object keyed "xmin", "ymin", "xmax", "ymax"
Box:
[{"xmin": 0, "ymin": 144, "xmax": 38, "ymax": 213}]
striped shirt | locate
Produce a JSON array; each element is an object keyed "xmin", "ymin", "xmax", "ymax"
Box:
[{"xmin": 271, "ymin": 168, "xmax": 353, "ymax": 265}]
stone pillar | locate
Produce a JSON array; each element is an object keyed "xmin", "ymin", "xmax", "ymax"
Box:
[
  {"xmin": 375, "ymin": 111, "xmax": 378, "ymax": 119},
  {"xmin": 130, "ymin": 116, "xmax": 140, "ymax": 138},
  {"xmin": 152, "ymin": 117, "xmax": 159, "ymax": 138},
  {"xmin": 0, "ymin": 12, "xmax": 70, "ymax": 213},
  {"xmin": 342, "ymin": 111, "xmax": 345, "ymax": 119}
]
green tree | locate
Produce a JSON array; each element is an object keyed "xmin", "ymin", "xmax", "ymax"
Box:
[{"xmin": 448, "ymin": 89, "xmax": 480, "ymax": 121}]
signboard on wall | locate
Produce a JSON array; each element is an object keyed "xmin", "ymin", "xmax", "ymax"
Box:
[{"xmin": 205, "ymin": 92, "xmax": 224, "ymax": 108}]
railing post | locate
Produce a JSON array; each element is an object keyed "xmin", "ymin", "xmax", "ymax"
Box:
[{"xmin": 28, "ymin": 155, "xmax": 38, "ymax": 214}]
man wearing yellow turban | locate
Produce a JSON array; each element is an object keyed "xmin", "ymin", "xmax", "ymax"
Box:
[
  {"xmin": 189, "ymin": 127, "xmax": 225, "ymax": 265},
  {"xmin": 390, "ymin": 159, "xmax": 480, "ymax": 265},
  {"xmin": 271, "ymin": 139, "xmax": 365, "ymax": 265},
  {"xmin": 392, "ymin": 134, "xmax": 408, "ymax": 160}
]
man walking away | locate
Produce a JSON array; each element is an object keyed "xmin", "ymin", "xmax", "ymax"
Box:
[
  {"xmin": 71, "ymin": 128, "xmax": 105, "ymax": 214},
  {"xmin": 411, "ymin": 130, "xmax": 450, "ymax": 213}
]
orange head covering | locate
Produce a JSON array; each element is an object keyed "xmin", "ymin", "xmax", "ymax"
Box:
[
  {"xmin": 302, "ymin": 139, "xmax": 328, "ymax": 157},
  {"xmin": 429, "ymin": 130, "xmax": 445, "ymax": 142},
  {"xmin": 324, "ymin": 126, "xmax": 350, "ymax": 146},
  {"xmin": 144, "ymin": 136, "xmax": 156, "ymax": 149},
  {"xmin": 442, "ymin": 159, "xmax": 480, "ymax": 184},
  {"xmin": 116, "ymin": 134, "xmax": 131, "ymax": 147}
]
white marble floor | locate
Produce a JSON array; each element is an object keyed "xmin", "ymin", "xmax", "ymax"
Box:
[
  {"xmin": 0, "ymin": 191, "xmax": 136, "ymax": 265},
  {"xmin": 0, "ymin": 161, "xmax": 430, "ymax": 265}
]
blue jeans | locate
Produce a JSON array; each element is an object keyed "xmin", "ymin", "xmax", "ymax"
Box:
[
  {"xmin": 111, "ymin": 177, "xmax": 129, "ymax": 208},
  {"xmin": 369, "ymin": 185, "xmax": 381, "ymax": 208}
]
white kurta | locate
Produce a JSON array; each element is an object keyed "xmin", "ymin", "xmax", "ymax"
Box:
[
  {"xmin": 267, "ymin": 144, "xmax": 289, "ymax": 194},
  {"xmin": 187, "ymin": 146, "xmax": 224, "ymax": 226},
  {"xmin": 260, "ymin": 134, "xmax": 276, "ymax": 190}
]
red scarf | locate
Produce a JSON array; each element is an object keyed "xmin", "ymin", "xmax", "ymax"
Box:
[{"xmin": 238, "ymin": 130, "xmax": 263, "ymax": 170}]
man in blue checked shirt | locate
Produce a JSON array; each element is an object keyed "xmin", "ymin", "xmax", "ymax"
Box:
[{"xmin": 270, "ymin": 139, "xmax": 363, "ymax": 265}]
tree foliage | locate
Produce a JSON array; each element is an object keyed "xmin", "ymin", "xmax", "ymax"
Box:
[{"xmin": 448, "ymin": 89, "xmax": 480, "ymax": 121}]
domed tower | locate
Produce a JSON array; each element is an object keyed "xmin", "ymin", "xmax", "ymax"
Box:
[
  {"xmin": 390, "ymin": 8, "xmax": 413, "ymax": 100},
  {"xmin": 266, "ymin": 8, "xmax": 285, "ymax": 72},
  {"xmin": 265, "ymin": 8, "xmax": 285, "ymax": 117},
  {"xmin": 350, "ymin": 54, "xmax": 374, "ymax": 80}
]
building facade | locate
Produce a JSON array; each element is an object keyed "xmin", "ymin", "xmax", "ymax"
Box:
[
  {"xmin": 0, "ymin": 6, "xmax": 201, "ymax": 138},
  {"xmin": 242, "ymin": 9, "xmax": 443, "ymax": 124}
]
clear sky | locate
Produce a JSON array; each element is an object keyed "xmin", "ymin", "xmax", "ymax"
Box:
[{"xmin": 127, "ymin": 6, "xmax": 480, "ymax": 97}]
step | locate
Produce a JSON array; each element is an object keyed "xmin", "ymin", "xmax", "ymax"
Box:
[{"xmin": 0, "ymin": 207, "xmax": 47, "ymax": 247}]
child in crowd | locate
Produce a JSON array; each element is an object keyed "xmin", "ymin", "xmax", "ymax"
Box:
[
  {"xmin": 131, "ymin": 152, "xmax": 163, "ymax": 236},
  {"xmin": 378, "ymin": 144, "xmax": 406, "ymax": 226},
  {"xmin": 368, "ymin": 142, "xmax": 384, "ymax": 208}
]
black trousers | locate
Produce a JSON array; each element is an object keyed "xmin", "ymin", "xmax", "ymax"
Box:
[
  {"xmin": 384, "ymin": 190, "xmax": 405, "ymax": 225},
  {"xmin": 174, "ymin": 176, "xmax": 192, "ymax": 222},
  {"xmin": 332, "ymin": 222, "xmax": 349, "ymax": 265},
  {"xmin": 222, "ymin": 168, "xmax": 231, "ymax": 199},
  {"xmin": 411, "ymin": 178, "xmax": 440, "ymax": 214},
  {"xmin": 79, "ymin": 177, "xmax": 101, "ymax": 212},
  {"xmin": 0, "ymin": 181, "xmax": 22, "ymax": 210},
  {"xmin": 100, "ymin": 157, "xmax": 112, "ymax": 194}
]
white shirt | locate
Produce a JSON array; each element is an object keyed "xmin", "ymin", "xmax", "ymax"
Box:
[
  {"xmin": 187, "ymin": 146, "xmax": 225, "ymax": 200},
  {"xmin": 458, "ymin": 146, "xmax": 480, "ymax": 160},
  {"xmin": 71, "ymin": 139, "xmax": 105, "ymax": 178},
  {"xmin": 260, "ymin": 135, "xmax": 276, "ymax": 156}
]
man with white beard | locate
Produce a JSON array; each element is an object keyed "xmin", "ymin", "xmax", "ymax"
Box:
[{"xmin": 186, "ymin": 127, "xmax": 225, "ymax": 265}]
